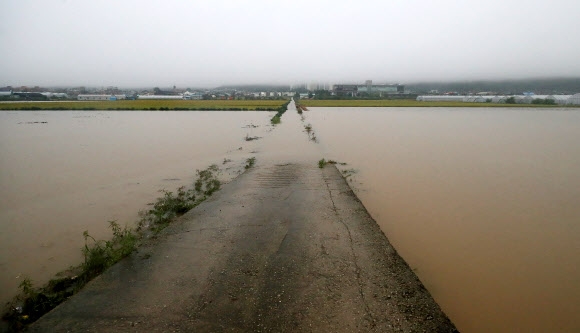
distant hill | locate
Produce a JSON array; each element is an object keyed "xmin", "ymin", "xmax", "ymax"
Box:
[{"xmin": 406, "ymin": 78, "xmax": 580, "ymax": 95}]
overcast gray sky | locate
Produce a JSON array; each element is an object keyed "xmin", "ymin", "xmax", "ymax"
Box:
[{"xmin": 1, "ymin": 0, "xmax": 579, "ymax": 88}]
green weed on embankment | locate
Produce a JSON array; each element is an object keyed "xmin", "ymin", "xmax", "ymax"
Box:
[
  {"xmin": 1, "ymin": 221, "xmax": 137, "ymax": 331},
  {"xmin": 270, "ymin": 100, "xmax": 290, "ymax": 124},
  {"xmin": 138, "ymin": 164, "xmax": 220, "ymax": 231},
  {"xmin": 1, "ymin": 162, "xmax": 240, "ymax": 331}
]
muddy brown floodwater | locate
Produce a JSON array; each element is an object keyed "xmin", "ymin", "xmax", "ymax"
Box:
[
  {"xmin": 2, "ymin": 107, "xmax": 580, "ymax": 332},
  {"xmin": 306, "ymin": 107, "xmax": 580, "ymax": 333},
  {"xmin": 0, "ymin": 110, "xmax": 275, "ymax": 307}
]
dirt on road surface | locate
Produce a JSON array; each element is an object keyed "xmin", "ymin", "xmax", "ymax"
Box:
[{"xmin": 29, "ymin": 162, "xmax": 457, "ymax": 332}]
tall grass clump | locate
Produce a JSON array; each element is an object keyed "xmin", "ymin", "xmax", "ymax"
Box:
[
  {"xmin": 82, "ymin": 221, "xmax": 139, "ymax": 277},
  {"xmin": 2, "ymin": 163, "xmax": 228, "ymax": 331},
  {"xmin": 270, "ymin": 100, "xmax": 290, "ymax": 125},
  {"xmin": 2, "ymin": 221, "xmax": 138, "ymax": 331},
  {"xmin": 270, "ymin": 115, "xmax": 281, "ymax": 124},
  {"xmin": 139, "ymin": 164, "xmax": 221, "ymax": 232},
  {"xmin": 194, "ymin": 164, "xmax": 221, "ymax": 196}
]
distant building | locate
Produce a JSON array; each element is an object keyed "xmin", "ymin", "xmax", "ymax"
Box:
[
  {"xmin": 13, "ymin": 92, "xmax": 47, "ymax": 100},
  {"xmin": 0, "ymin": 88, "xmax": 13, "ymax": 96},
  {"xmin": 78, "ymin": 94, "xmax": 126, "ymax": 101},
  {"xmin": 416, "ymin": 95, "xmax": 465, "ymax": 102},
  {"xmin": 567, "ymin": 93, "xmax": 580, "ymax": 105},
  {"xmin": 357, "ymin": 83, "xmax": 404, "ymax": 95},
  {"xmin": 41, "ymin": 92, "xmax": 69, "ymax": 99},
  {"xmin": 333, "ymin": 84, "xmax": 358, "ymax": 97},
  {"xmin": 137, "ymin": 95, "xmax": 183, "ymax": 100},
  {"xmin": 183, "ymin": 91, "xmax": 203, "ymax": 100},
  {"xmin": 333, "ymin": 81, "xmax": 405, "ymax": 97}
]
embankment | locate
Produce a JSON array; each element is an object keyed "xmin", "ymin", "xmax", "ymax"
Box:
[{"xmin": 29, "ymin": 163, "xmax": 457, "ymax": 332}]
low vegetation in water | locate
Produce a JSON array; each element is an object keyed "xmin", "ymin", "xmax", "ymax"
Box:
[
  {"xmin": 295, "ymin": 103, "xmax": 305, "ymax": 114},
  {"xmin": 341, "ymin": 168, "xmax": 357, "ymax": 178},
  {"xmin": 319, "ymin": 159, "xmax": 341, "ymax": 169},
  {"xmin": 82, "ymin": 221, "xmax": 139, "ymax": 279},
  {"xmin": 2, "ymin": 221, "xmax": 138, "ymax": 331},
  {"xmin": 304, "ymin": 123, "xmax": 318, "ymax": 142},
  {"xmin": 138, "ymin": 187, "xmax": 197, "ymax": 232},
  {"xmin": 2, "ymin": 163, "xmax": 231, "ymax": 330},
  {"xmin": 139, "ymin": 164, "xmax": 221, "ymax": 232},
  {"xmin": 0, "ymin": 99, "xmax": 290, "ymax": 111},
  {"xmin": 245, "ymin": 157, "xmax": 256, "ymax": 169},
  {"xmin": 245, "ymin": 134, "xmax": 261, "ymax": 141}
]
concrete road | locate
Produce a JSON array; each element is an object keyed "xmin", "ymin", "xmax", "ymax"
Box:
[{"xmin": 30, "ymin": 163, "xmax": 457, "ymax": 332}]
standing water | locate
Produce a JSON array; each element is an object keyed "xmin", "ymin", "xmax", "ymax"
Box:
[
  {"xmin": 2, "ymin": 106, "xmax": 579, "ymax": 332},
  {"xmin": 306, "ymin": 107, "xmax": 580, "ymax": 333},
  {"xmin": 0, "ymin": 110, "xmax": 275, "ymax": 306}
]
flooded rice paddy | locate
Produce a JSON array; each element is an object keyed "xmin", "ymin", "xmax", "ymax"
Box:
[
  {"xmin": 0, "ymin": 110, "xmax": 273, "ymax": 307},
  {"xmin": 1, "ymin": 106, "xmax": 579, "ymax": 332},
  {"xmin": 307, "ymin": 107, "xmax": 580, "ymax": 333}
]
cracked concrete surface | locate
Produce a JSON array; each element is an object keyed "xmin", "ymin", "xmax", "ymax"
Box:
[{"xmin": 30, "ymin": 163, "xmax": 457, "ymax": 332}]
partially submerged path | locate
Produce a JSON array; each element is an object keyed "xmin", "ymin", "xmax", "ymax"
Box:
[{"xmin": 31, "ymin": 162, "xmax": 456, "ymax": 332}]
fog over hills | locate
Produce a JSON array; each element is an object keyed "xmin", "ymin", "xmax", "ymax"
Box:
[
  {"xmin": 1, "ymin": 0, "xmax": 579, "ymax": 87},
  {"xmin": 406, "ymin": 77, "xmax": 580, "ymax": 95}
]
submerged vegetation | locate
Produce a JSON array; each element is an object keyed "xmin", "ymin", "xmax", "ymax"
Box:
[
  {"xmin": 1, "ymin": 161, "xmax": 249, "ymax": 330},
  {"xmin": 0, "ymin": 99, "xmax": 289, "ymax": 111},
  {"xmin": 295, "ymin": 102, "xmax": 308, "ymax": 114},
  {"xmin": 341, "ymin": 168, "xmax": 357, "ymax": 178},
  {"xmin": 245, "ymin": 157, "xmax": 256, "ymax": 169},
  {"xmin": 318, "ymin": 159, "xmax": 342, "ymax": 168},
  {"xmin": 245, "ymin": 134, "xmax": 261, "ymax": 141},
  {"xmin": 318, "ymin": 159, "xmax": 355, "ymax": 180},
  {"xmin": 304, "ymin": 123, "xmax": 317, "ymax": 142},
  {"xmin": 318, "ymin": 159, "xmax": 337, "ymax": 168}
]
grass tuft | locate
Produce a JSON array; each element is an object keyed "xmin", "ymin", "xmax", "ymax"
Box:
[
  {"xmin": 138, "ymin": 165, "xmax": 221, "ymax": 232},
  {"xmin": 2, "ymin": 221, "xmax": 138, "ymax": 331},
  {"xmin": 245, "ymin": 157, "xmax": 256, "ymax": 169},
  {"xmin": 270, "ymin": 101, "xmax": 290, "ymax": 124},
  {"xmin": 2, "ymin": 163, "xmax": 227, "ymax": 331}
]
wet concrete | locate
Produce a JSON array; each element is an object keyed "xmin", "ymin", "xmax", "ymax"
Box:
[{"xmin": 30, "ymin": 162, "xmax": 457, "ymax": 332}]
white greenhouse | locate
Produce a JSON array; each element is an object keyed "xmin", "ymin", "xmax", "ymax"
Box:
[
  {"xmin": 416, "ymin": 95, "xmax": 465, "ymax": 102},
  {"xmin": 137, "ymin": 95, "xmax": 184, "ymax": 100},
  {"xmin": 568, "ymin": 93, "xmax": 580, "ymax": 105},
  {"xmin": 417, "ymin": 94, "xmax": 580, "ymax": 105},
  {"xmin": 545, "ymin": 95, "xmax": 572, "ymax": 105},
  {"xmin": 77, "ymin": 94, "xmax": 126, "ymax": 101}
]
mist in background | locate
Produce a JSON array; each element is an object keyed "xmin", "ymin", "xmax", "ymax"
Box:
[{"xmin": 1, "ymin": 0, "xmax": 579, "ymax": 87}]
